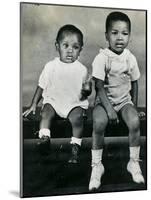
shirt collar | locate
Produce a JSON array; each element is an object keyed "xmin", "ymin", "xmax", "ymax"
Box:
[{"xmin": 99, "ymin": 48, "xmax": 130, "ymax": 59}]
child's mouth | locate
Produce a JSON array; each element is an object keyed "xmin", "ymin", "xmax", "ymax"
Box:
[
  {"xmin": 66, "ymin": 56, "xmax": 73, "ymax": 60},
  {"xmin": 116, "ymin": 43, "xmax": 124, "ymax": 48}
]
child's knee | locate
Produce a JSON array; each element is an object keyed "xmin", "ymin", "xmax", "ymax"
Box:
[
  {"xmin": 41, "ymin": 110, "xmax": 50, "ymax": 119},
  {"xmin": 94, "ymin": 116, "xmax": 108, "ymax": 131},
  {"xmin": 69, "ymin": 107, "xmax": 84, "ymax": 123},
  {"xmin": 41, "ymin": 104, "xmax": 55, "ymax": 120},
  {"xmin": 93, "ymin": 107, "xmax": 108, "ymax": 130},
  {"xmin": 71, "ymin": 111, "xmax": 83, "ymax": 125},
  {"xmin": 93, "ymin": 115, "xmax": 108, "ymax": 133},
  {"xmin": 128, "ymin": 115, "xmax": 140, "ymax": 131}
]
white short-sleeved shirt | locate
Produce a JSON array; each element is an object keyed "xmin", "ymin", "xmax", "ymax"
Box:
[
  {"xmin": 38, "ymin": 57, "xmax": 89, "ymax": 118},
  {"xmin": 92, "ymin": 48, "xmax": 140, "ymax": 111}
]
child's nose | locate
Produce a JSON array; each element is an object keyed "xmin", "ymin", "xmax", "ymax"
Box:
[
  {"xmin": 68, "ymin": 47, "xmax": 73, "ymax": 52},
  {"xmin": 117, "ymin": 33, "xmax": 123, "ymax": 40}
]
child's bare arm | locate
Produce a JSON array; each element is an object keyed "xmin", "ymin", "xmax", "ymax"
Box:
[
  {"xmin": 94, "ymin": 77, "xmax": 119, "ymax": 124},
  {"xmin": 130, "ymin": 80, "xmax": 138, "ymax": 107},
  {"xmin": 23, "ymin": 86, "xmax": 43, "ymax": 117}
]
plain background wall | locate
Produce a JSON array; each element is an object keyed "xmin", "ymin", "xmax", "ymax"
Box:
[{"xmin": 21, "ymin": 3, "xmax": 146, "ymax": 107}]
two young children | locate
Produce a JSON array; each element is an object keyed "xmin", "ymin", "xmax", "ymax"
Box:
[{"xmin": 23, "ymin": 11, "xmax": 145, "ymax": 189}]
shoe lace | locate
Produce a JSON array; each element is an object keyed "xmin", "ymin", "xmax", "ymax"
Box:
[
  {"xmin": 91, "ymin": 160, "xmax": 102, "ymax": 167},
  {"xmin": 130, "ymin": 158, "xmax": 142, "ymax": 162}
]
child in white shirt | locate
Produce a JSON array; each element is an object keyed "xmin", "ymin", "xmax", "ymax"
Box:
[
  {"xmin": 23, "ymin": 24, "xmax": 91, "ymax": 163},
  {"xmin": 89, "ymin": 11, "xmax": 144, "ymax": 191}
]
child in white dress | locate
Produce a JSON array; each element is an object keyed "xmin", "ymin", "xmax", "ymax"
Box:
[{"xmin": 23, "ymin": 24, "xmax": 91, "ymax": 163}]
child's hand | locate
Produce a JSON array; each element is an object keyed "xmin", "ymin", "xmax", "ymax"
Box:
[
  {"xmin": 107, "ymin": 108, "xmax": 119, "ymax": 125},
  {"xmin": 23, "ymin": 103, "xmax": 36, "ymax": 118},
  {"xmin": 80, "ymin": 80, "xmax": 92, "ymax": 100},
  {"xmin": 138, "ymin": 111, "xmax": 146, "ymax": 118}
]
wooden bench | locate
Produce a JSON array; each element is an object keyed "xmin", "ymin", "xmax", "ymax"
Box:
[{"xmin": 22, "ymin": 107, "xmax": 146, "ymax": 139}]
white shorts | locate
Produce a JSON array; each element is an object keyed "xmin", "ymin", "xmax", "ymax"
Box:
[{"xmin": 95, "ymin": 96, "xmax": 133, "ymax": 112}]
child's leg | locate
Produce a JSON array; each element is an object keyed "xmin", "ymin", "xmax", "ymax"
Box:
[
  {"xmin": 120, "ymin": 104, "xmax": 144, "ymax": 183},
  {"xmin": 67, "ymin": 107, "xmax": 84, "ymax": 163},
  {"xmin": 68, "ymin": 106, "xmax": 84, "ymax": 139},
  {"xmin": 92, "ymin": 105, "xmax": 108, "ymax": 149},
  {"xmin": 89, "ymin": 105, "xmax": 108, "ymax": 191},
  {"xmin": 120, "ymin": 104, "xmax": 140, "ymax": 146},
  {"xmin": 39, "ymin": 103, "xmax": 56, "ymax": 138}
]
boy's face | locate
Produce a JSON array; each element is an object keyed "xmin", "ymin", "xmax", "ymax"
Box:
[
  {"xmin": 105, "ymin": 20, "xmax": 130, "ymax": 54},
  {"xmin": 56, "ymin": 33, "xmax": 82, "ymax": 63}
]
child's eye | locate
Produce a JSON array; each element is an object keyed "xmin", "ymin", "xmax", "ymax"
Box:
[
  {"xmin": 63, "ymin": 43, "xmax": 68, "ymax": 48},
  {"xmin": 111, "ymin": 31, "xmax": 118, "ymax": 35},
  {"xmin": 73, "ymin": 45, "xmax": 80, "ymax": 50},
  {"xmin": 123, "ymin": 32, "xmax": 129, "ymax": 35}
]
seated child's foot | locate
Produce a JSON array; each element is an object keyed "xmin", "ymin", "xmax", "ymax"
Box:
[
  {"xmin": 37, "ymin": 136, "xmax": 51, "ymax": 155},
  {"xmin": 127, "ymin": 158, "xmax": 145, "ymax": 184},
  {"xmin": 89, "ymin": 161, "xmax": 105, "ymax": 191},
  {"xmin": 68, "ymin": 143, "xmax": 80, "ymax": 164}
]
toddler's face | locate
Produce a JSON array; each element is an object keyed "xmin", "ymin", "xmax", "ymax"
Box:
[
  {"xmin": 56, "ymin": 33, "xmax": 82, "ymax": 63},
  {"xmin": 106, "ymin": 20, "xmax": 130, "ymax": 54}
]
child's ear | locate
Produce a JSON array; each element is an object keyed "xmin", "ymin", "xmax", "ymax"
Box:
[
  {"xmin": 55, "ymin": 42, "xmax": 59, "ymax": 51},
  {"xmin": 105, "ymin": 32, "xmax": 109, "ymax": 41},
  {"xmin": 80, "ymin": 46, "xmax": 83, "ymax": 52}
]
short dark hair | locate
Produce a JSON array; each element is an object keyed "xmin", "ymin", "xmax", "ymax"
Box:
[
  {"xmin": 105, "ymin": 11, "xmax": 131, "ymax": 33},
  {"xmin": 56, "ymin": 24, "xmax": 84, "ymax": 47}
]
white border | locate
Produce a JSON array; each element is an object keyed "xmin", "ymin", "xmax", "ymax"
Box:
[{"xmin": 0, "ymin": 0, "xmax": 150, "ymax": 199}]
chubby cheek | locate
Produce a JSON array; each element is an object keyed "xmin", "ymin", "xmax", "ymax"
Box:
[
  {"xmin": 76, "ymin": 53, "xmax": 80, "ymax": 59},
  {"xmin": 109, "ymin": 40, "xmax": 116, "ymax": 47},
  {"xmin": 76, "ymin": 49, "xmax": 81, "ymax": 56},
  {"xmin": 126, "ymin": 38, "xmax": 130, "ymax": 45}
]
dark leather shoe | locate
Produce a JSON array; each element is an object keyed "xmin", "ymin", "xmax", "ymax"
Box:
[
  {"xmin": 37, "ymin": 136, "xmax": 50, "ymax": 155},
  {"xmin": 68, "ymin": 143, "xmax": 80, "ymax": 164}
]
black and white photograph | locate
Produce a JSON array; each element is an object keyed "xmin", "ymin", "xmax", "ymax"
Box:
[{"xmin": 20, "ymin": 2, "xmax": 147, "ymax": 198}]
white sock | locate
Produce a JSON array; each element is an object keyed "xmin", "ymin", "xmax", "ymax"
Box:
[
  {"xmin": 39, "ymin": 128, "xmax": 51, "ymax": 138},
  {"xmin": 92, "ymin": 149, "xmax": 103, "ymax": 164},
  {"xmin": 129, "ymin": 146, "xmax": 140, "ymax": 160},
  {"xmin": 70, "ymin": 137, "xmax": 82, "ymax": 146}
]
